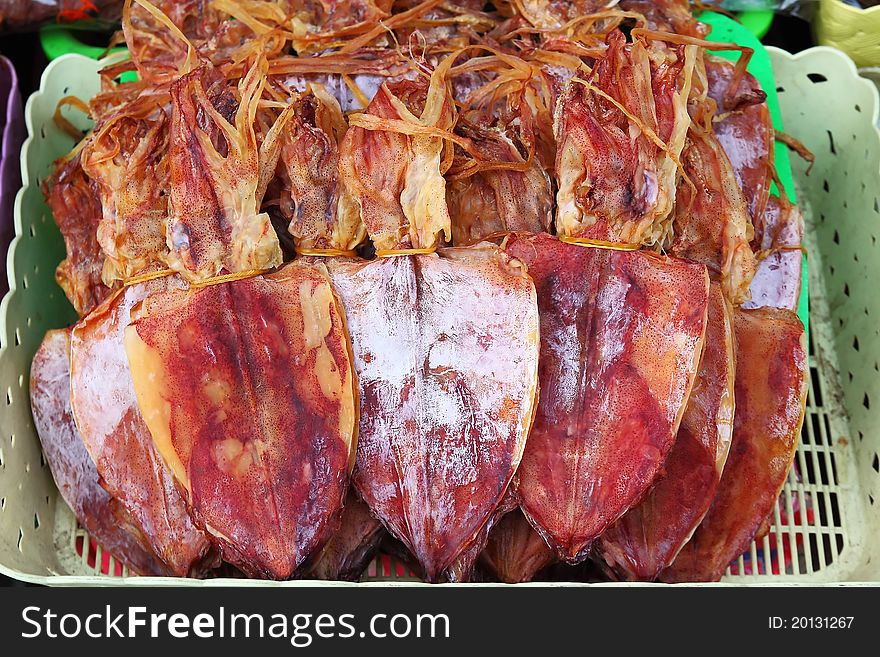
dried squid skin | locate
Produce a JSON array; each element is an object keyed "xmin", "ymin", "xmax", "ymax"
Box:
[
  {"xmin": 661, "ymin": 307, "xmax": 808, "ymax": 583},
  {"xmin": 31, "ymin": 329, "xmax": 167, "ymax": 577},
  {"xmin": 670, "ymin": 122, "xmax": 757, "ymax": 306},
  {"xmin": 743, "ymin": 196, "xmax": 803, "ymax": 313},
  {"xmin": 505, "ymin": 232, "xmax": 709, "ymax": 563},
  {"xmin": 442, "ymin": 489, "xmax": 519, "ymax": 583},
  {"xmin": 69, "ymin": 279, "xmax": 215, "ymax": 577},
  {"xmin": 480, "ymin": 507, "xmax": 556, "ymax": 584},
  {"xmin": 280, "ymin": 87, "xmax": 365, "ymax": 251},
  {"xmin": 705, "ymin": 55, "xmax": 773, "ymax": 229},
  {"xmin": 274, "ymin": 50, "xmax": 413, "ymax": 114},
  {"xmin": 598, "ymin": 282, "xmax": 735, "ymax": 581},
  {"xmin": 165, "ymin": 61, "xmax": 283, "ymax": 283},
  {"xmin": 513, "ymin": 1, "xmax": 622, "ymax": 30},
  {"xmin": 288, "ymin": 0, "xmax": 395, "ymax": 54},
  {"xmin": 81, "ymin": 101, "xmax": 171, "ymax": 286},
  {"xmin": 306, "ymin": 491, "xmax": 386, "ymax": 581},
  {"xmin": 339, "ymin": 65, "xmax": 455, "ymax": 252},
  {"xmin": 393, "ymin": 0, "xmax": 495, "ymax": 53},
  {"xmin": 125, "ymin": 261, "xmax": 358, "ymax": 580},
  {"xmin": 554, "ymin": 30, "xmax": 696, "ymax": 246},
  {"xmin": 43, "ymin": 152, "xmax": 111, "ymax": 317},
  {"xmin": 325, "ymin": 245, "xmax": 540, "ymax": 582},
  {"xmin": 619, "ymin": 0, "xmax": 707, "ymax": 37},
  {"xmin": 447, "ymin": 101, "xmax": 553, "ymax": 246},
  {"xmin": 122, "ymin": 0, "xmax": 220, "ymax": 85}
]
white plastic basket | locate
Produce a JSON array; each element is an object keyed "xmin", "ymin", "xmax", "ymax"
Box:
[{"xmin": 1, "ymin": 46, "xmax": 878, "ymax": 585}]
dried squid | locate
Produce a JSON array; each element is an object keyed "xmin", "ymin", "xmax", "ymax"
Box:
[
  {"xmin": 69, "ymin": 277, "xmax": 215, "ymax": 576},
  {"xmin": 662, "ymin": 308, "xmax": 808, "ymax": 582},
  {"xmin": 480, "ymin": 508, "xmax": 556, "ymax": 584},
  {"xmin": 705, "ymin": 55, "xmax": 773, "ymax": 228},
  {"xmin": 506, "ymin": 232, "xmax": 709, "ymax": 562},
  {"xmin": 326, "ymin": 57, "xmax": 540, "ymax": 582},
  {"xmin": 744, "ymin": 195, "xmax": 804, "ymax": 313},
  {"xmin": 598, "ymin": 283, "xmax": 735, "ymax": 580},
  {"xmin": 44, "ymin": 152, "xmax": 111, "ymax": 317},
  {"xmin": 554, "ymin": 30, "xmax": 696, "ymax": 246},
  {"xmin": 446, "ymin": 82, "xmax": 554, "ymax": 245},
  {"xmin": 31, "ymin": 329, "xmax": 168, "ymax": 576},
  {"xmin": 306, "ymin": 491, "xmax": 385, "ymax": 581},
  {"xmin": 125, "ymin": 55, "xmax": 357, "ymax": 579}
]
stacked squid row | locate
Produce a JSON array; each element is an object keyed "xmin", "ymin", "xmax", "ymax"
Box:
[{"xmin": 30, "ymin": 0, "xmax": 809, "ymax": 583}]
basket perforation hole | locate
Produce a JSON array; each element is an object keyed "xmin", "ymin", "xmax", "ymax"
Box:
[
  {"xmin": 0, "ymin": 497, "xmax": 5, "ymax": 510},
  {"xmin": 810, "ymin": 368, "xmax": 822, "ymax": 405},
  {"xmin": 818, "ymin": 454, "xmax": 830, "ymax": 485},
  {"xmin": 14, "ymin": 329, "xmax": 21, "ymax": 346},
  {"xmin": 843, "ymin": 282, "xmax": 850, "ymax": 297},
  {"xmin": 807, "ymin": 73, "xmax": 827, "ymax": 83},
  {"xmin": 853, "ymin": 336, "xmax": 860, "ymax": 352},
  {"xmin": 28, "ymin": 225, "xmax": 35, "ymax": 237},
  {"xmin": 870, "ymin": 495, "xmax": 875, "ymax": 506},
  {"xmin": 807, "ymin": 414, "xmax": 819, "ymax": 445},
  {"xmin": 823, "ymin": 179, "xmax": 830, "ymax": 193},
  {"xmin": 855, "ymin": 103, "xmax": 861, "ymax": 112},
  {"xmin": 21, "ymin": 276, "xmax": 27, "ymax": 290},
  {"xmin": 5, "ymin": 387, "xmax": 11, "ymax": 406},
  {"xmin": 874, "ymin": 198, "xmax": 879, "ymax": 214},
  {"xmin": 873, "ymin": 453, "xmax": 879, "ymax": 473},
  {"xmin": 827, "ymin": 130, "xmax": 836, "ymax": 155},
  {"xmin": 17, "ymin": 529, "xmax": 23, "ymax": 551},
  {"xmin": 814, "ymin": 491, "xmax": 828, "ymax": 527},
  {"xmin": 863, "ymin": 393, "xmax": 871, "ymax": 410},
  {"xmin": 833, "ymin": 229, "xmax": 839, "ymax": 244}
]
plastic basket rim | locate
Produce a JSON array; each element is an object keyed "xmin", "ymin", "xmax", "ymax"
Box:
[
  {"xmin": 2, "ymin": 45, "xmax": 878, "ymax": 586},
  {"xmin": 821, "ymin": 0, "xmax": 880, "ymax": 18},
  {"xmin": 3, "ymin": 53, "xmax": 109, "ymax": 330},
  {"xmin": 767, "ymin": 45, "xmax": 880, "ymax": 123}
]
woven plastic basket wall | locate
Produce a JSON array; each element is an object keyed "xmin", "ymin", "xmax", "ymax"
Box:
[{"xmin": 1, "ymin": 46, "xmax": 879, "ymax": 584}]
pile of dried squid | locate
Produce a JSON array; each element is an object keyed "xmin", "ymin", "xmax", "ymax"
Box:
[{"xmin": 29, "ymin": 0, "xmax": 809, "ymax": 583}]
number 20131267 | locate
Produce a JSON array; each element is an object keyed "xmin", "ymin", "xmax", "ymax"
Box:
[{"xmin": 769, "ymin": 617, "xmax": 855, "ymax": 629}]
